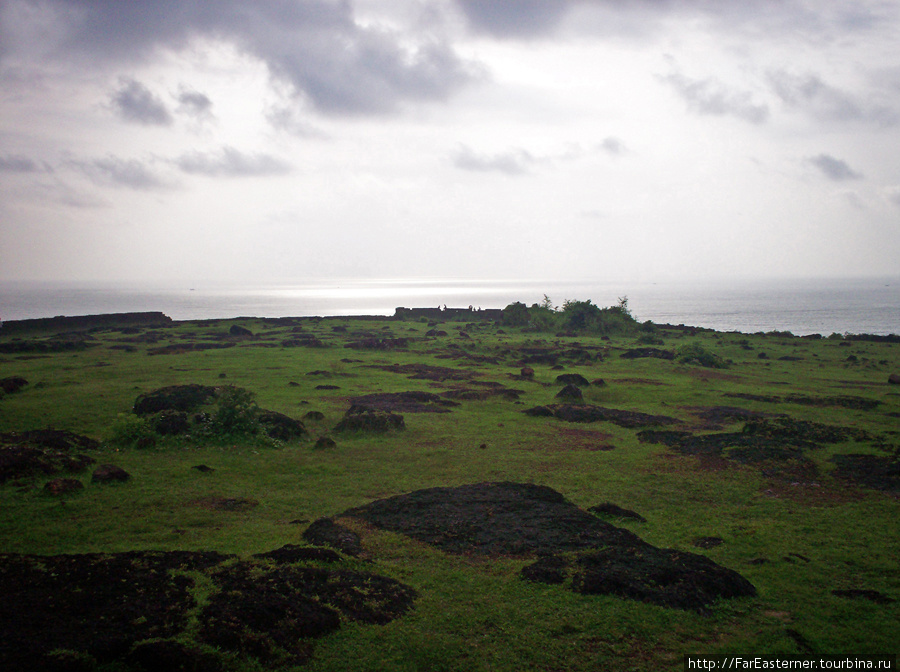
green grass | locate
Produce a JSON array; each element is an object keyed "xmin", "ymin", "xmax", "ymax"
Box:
[{"xmin": 1, "ymin": 316, "xmax": 898, "ymax": 670}]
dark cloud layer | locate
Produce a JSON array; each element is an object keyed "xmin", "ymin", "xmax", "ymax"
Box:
[
  {"xmin": 808, "ymin": 154, "xmax": 863, "ymax": 181},
  {"xmin": 661, "ymin": 71, "xmax": 769, "ymax": 124},
  {"xmin": 175, "ymin": 147, "xmax": 291, "ymax": 178},
  {"xmin": 0, "ymin": 155, "xmax": 42, "ymax": 173},
  {"xmin": 769, "ymin": 70, "xmax": 898, "ymax": 126},
  {"xmin": 70, "ymin": 156, "xmax": 169, "ymax": 190},
  {"xmin": 109, "ymin": 78, "xmax": 173, "ymax": 125},
  {"xmin": 453, "ymin": 145, "xmax": 535, "ymax": 175},
  {"xmin": 5, "ymin": 0, "xmax": 476, "ymax": 116}
]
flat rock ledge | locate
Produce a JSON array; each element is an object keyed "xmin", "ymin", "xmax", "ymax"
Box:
[{"xmin": 344, "ymin": 481, "xmax": 755, "ymax": 612}]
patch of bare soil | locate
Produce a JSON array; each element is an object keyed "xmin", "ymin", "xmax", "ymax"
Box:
[
  {"xmin": 334, "ymin": 405, "xmax": 406, "ymax": 433},
  {"xmin": 0, "ymin": 430, "xmax": 98, "ymax": 484},
  {"xmin": 344, "ymin": 482, "xmax": 755, "ymax": 612},
  {"xmin": 349, "ymin": 391, "xmax": 460, "ymax": 413},
  {"xmin": 725, "ymin": 392, "xmax": 880, "ymax": 411},
  {"xmin": 441, "ymin": 381, "xmax": 524, "ymax": 402},
  {"xmin": 830, "ymin": 454, "xmax": 900, "ymax": 494},
  {"xmin": 686, "ymin": 405, "xmax": 782, "ymax": 430},
  {"xmin": 525, "ymin": 404, "xmax": 678, "ymax": 428},
  {"xmin": 369, "ymin": 362, "xmax": 479, "ymax": 381},
  {"xmin": 0, "ymin": 548, "xmax": 416, "ymax": 672},
  {"xmin": 639, "ymin": 417, "xmax": 872, "ymax": 482},
  {"xmin": 553, "ymin": 427, "xmax": 616, "ymax": 451}
]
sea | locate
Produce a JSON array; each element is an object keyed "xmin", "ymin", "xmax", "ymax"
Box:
[{"xmin": 1, "ymin": 277, "xmax": 898, "ymax": 337}]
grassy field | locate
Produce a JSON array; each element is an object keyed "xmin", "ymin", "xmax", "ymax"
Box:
[{"xmin": 0, "ymin": 311, "xmax": 897, "ymax": 671}]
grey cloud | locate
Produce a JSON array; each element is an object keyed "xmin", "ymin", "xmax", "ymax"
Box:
[
  {"xmin": 808, "ymin": 154, "xmax": 863, "ymax": 181},
  {"xmin": 72, "ymin": 156, "xmax": 169, "ymax": 190},
  {"xmin": 768, "ymin": 70, "xmax": 898, "ymax": 126},
  {"xmin": 0, "ymin": 154, "xmax": 42, "ymax": 172},
  {"xmin": 176, "ymin": 88, "xmax": 213, "ymax": 120},
  {"xmin": 110, "ymin": 78, "xmax": 173, "ymax": 125},
  {"xmin": 454, "ymin": 0, "xmax": 573, "ymax": 38},
  {"xmin": 598, "ymin": 137, "xmax": 625, "ymax": 155},
  {"xmin": 11, "ymin": 0, "xmax": 477, "ymax": 116},
  {"xmin": 453, "ymin": 145, "xmax": 536, "ymax": 175},
  {"xmin": 175, "ymin": 147, "xmax": 291, "ymax": 178},
  {"xmin": 886, "ymin": 187, "xmax": 900, "ymax": 208},
  {"xmin": 660, "ymin": 71, "xmax": 769, "ymax": 124}
]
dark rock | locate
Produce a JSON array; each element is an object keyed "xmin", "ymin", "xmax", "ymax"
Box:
[
  {"xmin": 126, "ymin": 639, "xmax": 225, "ymax": 672},
  {"xmin": 344, "ymin": 482, "xmax": 636, "ymax": 557},
  {"xmin": 591, "ymin": 378, "xmax": 607, "ymax": 387},
  {"xmin": 229, "ymin": 325, "xmax": 253, "ymax": 337},
  {"xmin": 555, "ymin": 384, "xmax": 584, "ymax": 403},
  {"xmin": 253, "ymin": 545, "xmax": 342, "ymax": 564},
  {"xmin": 152, "ymin": 410, "xmax": 190, "ymax": 435},
  {"xmin": 572, "ymin": 544, "xmax": 756, "ymax": 612},
  {"xmin": 889, "ymin": 373, "xmax": 900, "ymax": 385},
  {"xmin": 620, "ymin": 348, "xmax": 675, "ymax": 360},
  {"xmin": 334, "ymin": 406, "xmax": 405, "ymax": 433},
  {"xmin": 520, "ymin": 367, "xmax": 535, "ymax": 379},
  {"xmin": 0, "ymin": 429, "xmax": 99, "ymax": 452},
  {"xmin": 530, "ymin": 404, "xmax": 678, "ymax": 428},
  {"xmin": 314, "ymin": 437, "xmax": 337, "ymax": 450},
  {"xmin": 521, "ymin": 555, "xmax": 568, "ymax": 584},
  {"xmin": 43, "ymin": 478, "xmax": 84, "ymax": 496},
  {"xmin": 0, "ymin": 551, "xmax": 215, "ymax": 671},
  {"xmin": 0, "ymin": 442, "xmax": 96, "ymax": 484},
  {"xmin": 588, "ymin": 502, "xmax": 646, "ymax": 522},
  {"xmin": 302, "ymin": 518, "xmax": 363, "ymax": 556},
  {"xmin": 192, "ymin": 464, "xmax": 215, "ymax": 473},
  {"xmin": 555, "ymin": 373, "xmax": 590, "ymax": 387},
  {"xmin": 350, "ymin": 391, "xmax": 458, "ymax": 413},
  {"xmin": 693, "ymin": 537, "xmax": 724, "ymax": 549},
  {"xmin": 258, "ymin": 410, "xmax": 306, "ymax": 441},
  {"xmin": 370, "ymin": 363, "xmax": 478, "ymax": 382},
  {"xmin": 523, "ymin": 405, "xmax": 555, "ymax": 417},
  {"xmin": 345, "ymin": 482, "xmax": 755, "ymax": 612},
  {"xmin": 0, "ymin": 549, "xmax": 413, "ymax": 671},
  {"xmin": 198, "ymin": 561, "xmax": 415, "ymax": 665},
  {"xmin": 91, "ymin": 464, "xmax": 130, "ymax": 483},
  {"xmin": 345, "ymin": 337, "xmax": 409, "ymax": 350},
  {"xmin": 304, "ymin": 411, "xmax": 325, "ymax": 421},
  {"xmin": 134, "ymin": 385, "xmax": 217, "ymax": 416},
  {"xmin": 0, "ymin": 377, "xmax": 28, "ymax": 394},
  {"xmin": 315, "ymin": 384, "xmax": 340, "ymax": 390}
]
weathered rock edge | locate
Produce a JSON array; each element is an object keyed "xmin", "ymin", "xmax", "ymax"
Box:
[{"xmin": 344, "ymin": 481, "xmax": 756, "ymax": 612}]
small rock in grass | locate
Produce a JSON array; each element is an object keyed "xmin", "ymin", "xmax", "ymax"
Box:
[
  {"xmin": 555, "ymin": 384, "xmax": 583, "ymax": 403},
  {"xmin": 92, "ymin": 464, "xmax": 130, "ymax": 483},
  {"xmin": 302, "ymin": 518, "xmax": 362, "ymax": 556},
  {"xmin": 192, "ymin": 464, "xmax": 215, "ymax": 473},
  {"xmin": 314, "ymin": 436, "xmax": 337, "ymax": 450},
  {"xmin": 44, "ymin": 478, "xmax": 84, "ymax": 496},
  {"xmin": 588, "ymin": 502, "xmax": 646, "ymax": 522}
]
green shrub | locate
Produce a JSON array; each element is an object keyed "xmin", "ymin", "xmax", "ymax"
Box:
[
  {"xmin": 207, "ymin": 386, "xmax": 260, "ymax": 438},
  {"xmin": 107, "ymin": 413, "xmax": 155, "ymax": 449},
  {"xmin": 676, "ymin": 343, "xmax": 728, "ymax": 369}
]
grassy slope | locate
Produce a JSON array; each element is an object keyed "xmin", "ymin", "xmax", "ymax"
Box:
[{"xmin": 0, "ymin": 316, "xmax": 898, "ymax": 671}]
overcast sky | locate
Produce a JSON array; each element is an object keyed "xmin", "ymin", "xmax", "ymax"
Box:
[{"xmin": 2, "ymin": 0, "xmax": 899, "ymax": 285}]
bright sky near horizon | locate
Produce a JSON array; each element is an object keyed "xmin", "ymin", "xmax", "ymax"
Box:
[{"xmin": 1, "ymin": 0, "xmax": 899, "ymax": 285}]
